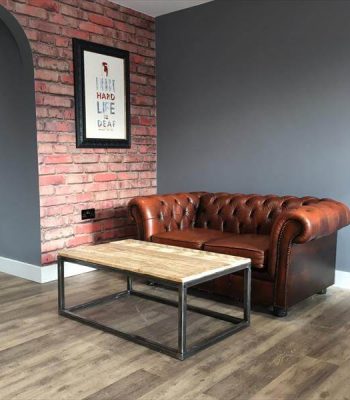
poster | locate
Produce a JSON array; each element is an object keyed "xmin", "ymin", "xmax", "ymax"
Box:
[{"xmin": 73, "ymin": 39, "xmax": 130, "ymax": 148}]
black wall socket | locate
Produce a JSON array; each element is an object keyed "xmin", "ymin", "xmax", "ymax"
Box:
[{"xmin": 81, "ymin": 208, "xmax": 95, "ymax": 220}]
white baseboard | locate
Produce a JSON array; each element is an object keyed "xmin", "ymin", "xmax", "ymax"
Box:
[
  {"xmin": 0, "ymin": 256, "xmax": 94, "ymax": 283},
  {"xmin": 334, "ymin": 270, "xmax": 350, "ymax": 289}
]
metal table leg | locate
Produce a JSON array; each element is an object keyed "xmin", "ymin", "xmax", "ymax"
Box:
[
  {"xmin": 58, "ymin": 256, "xmax": 65, "ymax": 312},
  {"xmin": 178, "ymin": 284, "xmax": 187, "ymax": 359},
  {"xmin": 244, "ymin": 266, "xmax": 251, "ymax": 323},
  {"xmin": 127, "ymin": 276, "xmax": 133, "ymax": 293}
]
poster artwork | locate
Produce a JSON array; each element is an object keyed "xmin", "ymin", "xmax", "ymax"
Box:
[
  {"xmin": 84, "ymin": 50, "xmax": 127, "ymax": 140},
  {"xmin": 96, "ymin": 61, "xmax": 116, "ymax": 130}
]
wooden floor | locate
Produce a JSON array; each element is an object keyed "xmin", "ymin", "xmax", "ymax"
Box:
[{"xmin": 1, "ymin": 271, "xmax": 350, "ymax": 400}]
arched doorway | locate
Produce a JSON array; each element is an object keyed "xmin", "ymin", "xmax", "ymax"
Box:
[{"xmin": 0, "ymin": 6, "xmax": 41, "ymax": 266}]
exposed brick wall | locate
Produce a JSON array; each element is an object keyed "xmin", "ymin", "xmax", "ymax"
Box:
[{"xmin": 0, "ymin": 0, "xmax": 156, "ymax": 264}]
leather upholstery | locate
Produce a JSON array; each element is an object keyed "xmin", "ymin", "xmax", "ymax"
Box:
[
  {"xmin": 129, "ymin": 192, "xmax": 205, "ymax": 241},
  {"xmin": 204, "ymin": 234, "xmax": 270, "ymax": 269},
  {"xmin": 196, "ymin": 193, "xmax": 320, "ymax": 235},
  {"xmin": 129, "ymin": 191, "xmax": 350, "ymax": 314},
  {"xmin": 152, "ymin": 228, "xmax": 232, "ymax": 250}
]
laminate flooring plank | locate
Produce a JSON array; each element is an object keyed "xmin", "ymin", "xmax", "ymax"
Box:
[
  {"xmin": 83, "ymin": 369, "xmax": 162, "ymax": 400},
  {"xmin": 249, "ymin": 356, "xmax": 339, "ymax": 400}
]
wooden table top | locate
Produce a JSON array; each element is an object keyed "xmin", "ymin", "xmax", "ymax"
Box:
[{"xmin": 58, "ymin": 239, "xmax": 250, "ymax": 284}]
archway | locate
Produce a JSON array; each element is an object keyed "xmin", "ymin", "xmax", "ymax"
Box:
[{"xmin": 0, "ymin": 5, "xmax": 41, "ymax": 266}]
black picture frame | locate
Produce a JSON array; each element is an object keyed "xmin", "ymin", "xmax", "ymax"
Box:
[{"xmin": 73, "ymin": 38, "xmax": 131, "ymax": 148}]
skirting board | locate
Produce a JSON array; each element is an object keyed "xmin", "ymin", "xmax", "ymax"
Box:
[
  {"xmin": 0, "ymin": 255, "xmax": 94, "ymax": 284},
  {"xmin": 0, "ymin": 254, "xmax": 350, "ymax": 287},
  {"xmin": 334, "ymin": 270, "xmax": 350, "ymax": 289}
]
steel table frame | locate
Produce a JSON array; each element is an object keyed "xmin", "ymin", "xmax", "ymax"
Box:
[{"xmin": 58, "ymin": 255, "xmax": 251, "ymax": 360}]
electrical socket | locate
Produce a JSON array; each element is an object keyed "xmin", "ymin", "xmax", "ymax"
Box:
[{"xmin": 81, "ymin": 208, "xmax": 95, "ymax": 220}]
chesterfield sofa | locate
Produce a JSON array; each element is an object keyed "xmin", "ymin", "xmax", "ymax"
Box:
[{"xmin": 129, "ymin": 192, "xmax": 350, "ymax": 317}]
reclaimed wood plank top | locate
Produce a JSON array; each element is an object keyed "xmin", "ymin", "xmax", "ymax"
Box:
[{"xmin": 58, "ymin": 239, "xmax": 250, "ymax": 283}]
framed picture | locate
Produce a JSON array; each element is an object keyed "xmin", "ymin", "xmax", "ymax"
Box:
[{"xmin": 73, "ymin": 39, "xmax": 131, "ymax": 148}]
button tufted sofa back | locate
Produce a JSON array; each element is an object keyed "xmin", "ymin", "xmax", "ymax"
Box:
[
  {"xmin": 129, "ymin": 192, "xmax": 207, "ymax": 240},
  {"xmin": 196, "ymin": 193, "xmax": 321, "ymax": 235},
  {"xmin": 152, "ymin": 192, "xmax": 203, "ymax": 231}
]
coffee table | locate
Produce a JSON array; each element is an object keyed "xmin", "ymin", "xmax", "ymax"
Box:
[{"xmin": 58, "ymin": 239, "xmax": 251, "ymax": 360}]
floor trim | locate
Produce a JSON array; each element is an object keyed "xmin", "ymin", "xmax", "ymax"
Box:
[
  {"xmin": 0, "ymin": 256, "xmax": 94, "ymax": 283},
  {"xmin": 334, "ymin": 269, "xmax": 350, "ymax": 289}
]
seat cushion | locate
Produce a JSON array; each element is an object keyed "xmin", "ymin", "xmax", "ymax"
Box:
[
  {"xmin": 151, "ymin": 228, "xmax": 232, "ymax": 250},
  {"xmin": 204, "ymin": 234, "xmax": 270, "ymax": 269}
]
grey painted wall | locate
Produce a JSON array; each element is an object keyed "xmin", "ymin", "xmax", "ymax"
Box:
[
  {"xmin": 0, "ymin": 6, "xmax": 41, "ymax": 265},
  {"xmin": 156, "ymin": 0, "xmax": 350, "ymax": 272}
]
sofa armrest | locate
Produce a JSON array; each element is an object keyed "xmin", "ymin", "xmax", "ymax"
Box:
[
  {"xmin": 128, "ymin": 192, "xmax": 206, "ymax": 241},
  {"xmin": 272, "ymin": 200, "xmax": 350, "ymax": 245},
  {"xmin": 268, "ymin": 199, "xmax": 350, "ymax": 279}
]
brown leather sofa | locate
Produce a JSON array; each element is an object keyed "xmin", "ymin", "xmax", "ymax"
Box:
[{"xmin": 129, "ymin": 192, "xmax": 350, "ymax": 317}]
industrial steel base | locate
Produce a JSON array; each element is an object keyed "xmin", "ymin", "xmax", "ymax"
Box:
[{"xmin": 57, "ymin": 256, "xmax": 251, "ymax": 360}]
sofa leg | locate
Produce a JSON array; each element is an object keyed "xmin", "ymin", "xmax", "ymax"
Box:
[
  {"xmin": 273, "ymin": 306, "xmax": 288, "ymax": 318},
  {"xmin": 317, "ymin": 288, "xmax": 327, "ymax": 295}
]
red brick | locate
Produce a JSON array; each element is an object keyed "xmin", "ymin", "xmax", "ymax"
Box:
[
  {"xmin": 117, "ymin": 172, "xmax": 139, "ymax": 180},
  {"xmin": 37, "ymin": 132, "xmax": 56, "ymax": 143},
  {"xmin": 48, "ymin": 13, "xmax": 77, "ymax": 28},
  {"xmin": 73, "ymin": 154, "xmax": 100, "ymax": 164},
  {"xmin": 41, "ymin": 252, "xmax": 57, "ymax": 265},
  {"xmin": 63, "ymin": 28, "xmax": 89, "ymax": 40},
  {"xmin": 53, "ymin": 144, "xmax": 69, "ymax": 153},
  {"xmin": 74, "ymin": 223, "xmax": 102, "ymax": 235},
  {"xmin": 57, "ymin": 133, "xmax": 75, "ymax": 143},
  {"xmin": 61, "ymin": 4, "xmax": 80, "ymax": 18},
  {"xmin": 40, "ymin": 185, "xmax": 55, "ymax": 195},
  {"xmin": 42, "ymin": 239, "xmax": 66, "ymax": 252},
  {"xmin": 66, "ymin": 235, "xmax": 94, "ymax": 248},
  {"xmin": 36, "ymin": 94, "xmax": 71, "ymax": 107},
  {"xmin": 29, "ymin": 19, "xmax": 59, "ymax": 33},
  {"xmin": 94, "ymin": 173, "xmax": 117, "ymax": 182},
  {"xmin": 38, "ymin": 143, "xmax": 53, "ymax": 153},
  {"xmin": 36, "ymin": 57, "xmax": 70, "ymax": 71},
  {"xmin": 94, "ymin": 230, "xmax": 118, "ymax": 242},
  {"xmin": 15, "ymin": 3, "xmax": 47, "ymax": 18},
  {"xmin": 46, "ymin": 204, "xmax": 74, "ymax": 216},
  {"xmin": 45, "ymin": 121, "xmax": 75, "ymax": 132},
  {"xmin": 55, "ymin": 164, "xmax": 84, "ymax": 174},
  {"xmin": 60, "ymin": 74, "xmax": 74, "ymax": 84},
  {"xmin": 45, "ymin": 227, "xmax": 73, "ymax": 240},
  {"xmin": 95, "ymin": 190, "xmax": 118, "ymax": 201},
  {"xmin": 81, "ymin": 2, "xmax": 104, "ymax": 14},
  {"xmin": 39, "ymin": 165, "xmax": 56, "ymax": 175},
  {"xmin": 84, "ymin": 182, "xmax": 109, "ymax": 192},
  {"xmin": 25, "ymin": 29, "xmax": 38, "ymax": 41},
  {"xmin": 69, "ymin": 193, "xmax": 94, "ymax": 203},
  {"xmin": 131, "ymin": 74, "xmax": 147, "ymax": 85},
  {"xmin": 55, "ymin": 36, "xmax": 70, "ymax": 47},
  {"xmin": 39, "ymin": 174, "xmax": 65, "ymax": 185},
  {"xmin": 131, "ymin": 95, "xmax": 154, "ymax": 106},
  {"xmin": 115, "ymin": 21, "xmax": 135, "ymax": 34},
  {"xmin": 88, "ymin": 13, "xmax": 114, "ymax": 28},
  {"xmin": 44, "ymin": 155, "xmax": 72, "ymax": 164},
  {"xmin": 41, "ymin": 195, "xmax": 67, "ymax": 207},
  {"xmin": 35, "ymin": 69, "xmax": 59, "ymax": 81},
  {"xmin": 79, "ymin": 21, "xmax": 104, "ymax": 34},
  {"xmin": 66, "ymin": 175, "xmax": 91, "ymax": 184},
  {"xmin": 28, "ymin": 0, "xmax": 58, "ymax": 12}
]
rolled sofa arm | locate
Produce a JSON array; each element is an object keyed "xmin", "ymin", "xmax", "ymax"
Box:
[
  {"xmin": 272, "ymin": 199, "xmax": 350, "ymax": 245},
  {"xmin": 128, "ymin": 192, "xmax": 206, "ymax": 241},
  {"xmin": 268, "ymin": 199, "xmax": 350, "ymax": 279}
]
